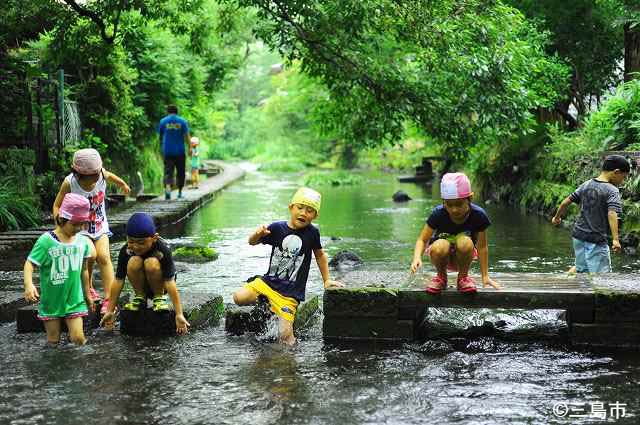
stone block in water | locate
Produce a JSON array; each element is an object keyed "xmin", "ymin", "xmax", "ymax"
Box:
[
  {"xmin": 293, "ymin": 295, "xmax": 321, "ymax": 335},
  {"xmin": 593, "ymin": 288, "xmax": 640, "ymax": 323},
  {"xmin": 172, "ymin": 244, "xmax": 219, "ymax": 263},
  {"xmin": 328, "ymin": 250, "xmax": 363, "ymax": 271},
  {"xmin": 225, "ymin": 295, "xmax": 321, "ymax": 336},
  {"xmin": 0, "ymin": 292, "xmax": 28, "ymax": 322},
  {"xmin": 16, "ymin": 303, "xmax": 100, "ymax": 333},
  {"xmin": 323, "ymin": 287, "xmax": 399, "ymax": 318},
  {"xmin": 120, "ymin": 309, "xmax": 176, "ymax": 336},
  {"xmin": 120, "ymin": 293, "xmax": 223, "ymax": 336},
  {"xmin": 323, "ymin": 317, "xmax": 414, "ymax": 341},
  {"xmin": 569, "ymin": 322, "xmax": 640, "ymax": 347},
  {"xmin": 392, "ymin": 190, "xmax": 412, "ymax": 202},
  {"xmin": 225, "ymin": 303, "xmax": 270, "ymax": 336}
]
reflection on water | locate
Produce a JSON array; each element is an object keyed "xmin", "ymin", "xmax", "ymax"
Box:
[{"xmin": 1, "ymin": 169, "xmax": 639, "ymax": 424}]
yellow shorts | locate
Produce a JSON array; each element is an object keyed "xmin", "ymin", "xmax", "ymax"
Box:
[{"xmin": 245, "ymin": 277, "xmax": 298, "ymax": 322}]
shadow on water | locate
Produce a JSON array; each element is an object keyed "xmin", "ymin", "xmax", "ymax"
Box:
[{"xmin": 1, "ymin": 169, "xmax": 640, "ymax": 424}]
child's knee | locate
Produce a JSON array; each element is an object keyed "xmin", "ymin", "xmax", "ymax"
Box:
[
  {"xmin": 455, "ymin": 236, "xmax": 474, "ymax": 254},
  {"xmin": 127, "ymin": 256, "xmax": 144, "ymax": 273},
  {"xmin": 143, "ymin": 257, "xmax": 161, "ymax": 274},
  {"xmin": 233, "ymin": 288, "xmax": 256, "ymax": 305},
  {"xmin": 429, "ymin": 239, "xmax": 450, "ymax": 258},
  {"xmin": 232, "ymin": 290, "xmax": 247, "ymax": 305}
]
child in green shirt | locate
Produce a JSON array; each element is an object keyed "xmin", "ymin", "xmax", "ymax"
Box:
[{"xmin": 24, "ymin": 193, "xmax": 95, "ymax": 345}]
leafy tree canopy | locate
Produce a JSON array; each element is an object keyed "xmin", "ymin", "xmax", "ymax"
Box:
[
  {"xmin": 508, "ymin": 0, "xmax": 624, "ymax": 124},
  {"xmin": 226, "ymin": 0, "xmax": 570, "ymax": 159}
]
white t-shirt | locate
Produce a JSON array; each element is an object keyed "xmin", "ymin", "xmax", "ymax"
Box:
[{"xmin": 66, "ymin": 173, "xmax": 110, "ymax": 239}]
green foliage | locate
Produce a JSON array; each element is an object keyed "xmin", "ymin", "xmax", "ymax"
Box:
[
  {"xmin": 477, "ymin": 77, "xmax": 640, "ymax": 233},
  {"xmin": 0, "ymin": 177, "xmax": 41, "ymax": 231},
  {"xmin": 229, "ymin": 0, "xmax": 569, "ymax": 161},
  {"xmin": 360, "ymin": 124, "xmax": 438, "ymax": 170},
  {"xmin": 508, "ymin": 0, "xmax": 624, "ymax": 119},
  {"xmin": 173, "ymin": 245, "xmax": 219, "ymax": 262},
  {"xmin": 622, "ymin": 199, "xmax": 640, "ymax": 238},
  {"xmin": 519, "ymin": 180, "xmax": 576, "ymax": 213},
  {"xmin": 303, "ymin": 171, "xmax": 363, "ymax": 187},
  {"xmin": 2, "ymin": 0, "xmax": 250, "ymax": 209},
  {"xmin": 209, "ymin": 45, "xmax": 335, "ymax": 168}
]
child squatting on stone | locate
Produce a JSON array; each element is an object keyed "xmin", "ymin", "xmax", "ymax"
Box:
[
  {"xmin": 232, "ymin": 187, "xmax": 344, "ymax": 345},
  {"xmin": 410, "ymin": 172, "xmax": 500, "ymax": 293},
  {"xmin": 24, "ymin": 193, "xmax": 96, "ymax": 345},
  {"xmin": 52, "ymin": 148, "xmax": 130, "ymax": 316},
  {"xmin": 100, "ymin": 212, "xmax": 190, "ymax": 335},
  {"xmin": 552, "ymin": 154, "xmax": 630, "ymax": 273}
]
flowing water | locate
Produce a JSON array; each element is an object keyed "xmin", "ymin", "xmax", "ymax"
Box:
[{"xmin": 1, "ymin": 168, "xmax": 639, "ymax": 425}]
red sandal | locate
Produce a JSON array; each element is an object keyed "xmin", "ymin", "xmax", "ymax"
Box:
[
  {"xmin": 457, "ymin": 276, "xmax": 477, "ymax": 293},
  {"xmin": 426, "ymin": 275, "xmax": 447, "ymax": 294}
]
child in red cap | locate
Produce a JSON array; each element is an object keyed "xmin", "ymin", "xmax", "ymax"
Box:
[
  {"xmin": 410, "ymin": 173, "xmax": 499, "ymax": 293},
  {"xmin": 24, "ymin": 193, "xmax": 95, "ymax": 345},
  {"xmin": 52, "ymin": 148, "xmax": 130, "ymax": 315}
]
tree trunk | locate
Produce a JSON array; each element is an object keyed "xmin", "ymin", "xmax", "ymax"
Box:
[{"xmin": 624, "ymin": 22, "xmax": 640, "ymax": 82}]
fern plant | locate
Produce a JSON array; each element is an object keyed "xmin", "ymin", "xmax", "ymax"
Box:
[{"xmin": 0, "ymin": 177, "xmax": 41, "ymax": 231}]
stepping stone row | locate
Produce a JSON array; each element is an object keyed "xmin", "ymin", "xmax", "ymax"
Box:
[{"xmin": 16, "ymin": 292, "xmax": 224, "ymax": 336}]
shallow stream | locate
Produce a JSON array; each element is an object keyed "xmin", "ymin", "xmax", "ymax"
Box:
[{"xmin": 1, "ymin": 168, "xmax": 639, "ymax": 424}]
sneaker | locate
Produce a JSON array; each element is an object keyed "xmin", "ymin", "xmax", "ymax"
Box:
[
  {"xmin": 426, "ymin": 275, "xmax": 447, "ymax": 294},
  {"xmin": 124, "ymin": 295, "xmax": 145, "ymax": 311},
  {"xmin": 89, "ymin": 287, "xmax": 101, "ymax": 302},
  {"xmin": 152, "ymin": 295, "xmax": 170, "ymax": 312},
  {"xmin": 100, "ymin": 299, "xmax": 111, "ymax": 314},
  {"xmin": 165, "ymin": 191, "xmax": 171, "ymax": 200},
  {"xmin": 457, "ymin": 275, "xmax": 477, "ymax": 293},
  {"xmin": 177, "ymin": 191, "xmax": 183, "ymax": 199}
]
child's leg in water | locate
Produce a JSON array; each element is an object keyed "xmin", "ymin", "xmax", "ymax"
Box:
[
  {"xmin": 65, "ymin": 317, "xmax": 86, "ymax": 345},
  {"xmin": 233, "ymin": 287, "xmax": 258, "ymax": 305},
  {"xmin": 279, "ymin": 318, "xmax": 295, "ymax": 345},
  {"xmin": 43, "ymin": 319, "xmax": 62, "ymax": 345},
  {"xmin": 94, "ymin": 235, "xmax": 114, "ymax": 300}
]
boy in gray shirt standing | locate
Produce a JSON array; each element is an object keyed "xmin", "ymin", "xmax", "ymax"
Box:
[{"xmin": 552, "ymin": 155, "xmax": 631, "ymax": 273}]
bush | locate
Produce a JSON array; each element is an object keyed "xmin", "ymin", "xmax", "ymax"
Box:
[
  {"xmin": 0, "ymin": 177, "xmax": 41, "ymax": 231},
  {"xmin": 0, "ymin": 148, "xmax": 42, "ymax": 230}
]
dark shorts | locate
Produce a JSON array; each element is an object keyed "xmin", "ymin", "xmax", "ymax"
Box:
[{"xmin": 163, "ymin": 154, "xmax": 186, "ymax": 188}]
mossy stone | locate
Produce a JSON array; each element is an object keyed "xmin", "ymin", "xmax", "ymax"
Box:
[{"xmin": 173, "ymin": 246, "xmax": 219, "ymax": 263}]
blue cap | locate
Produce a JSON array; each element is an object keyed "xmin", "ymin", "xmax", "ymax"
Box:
[{"xmin": 126, "ymin": 212, "xmax": 156, "ymax": 238}]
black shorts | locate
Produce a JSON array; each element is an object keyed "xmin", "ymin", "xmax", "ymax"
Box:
[{"xmin": 163, "ymin": 155, "xmax": 186, "ymax": 188}]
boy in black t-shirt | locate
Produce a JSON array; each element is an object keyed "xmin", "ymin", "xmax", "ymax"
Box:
[
  {"xmin": 410, "ymin": 173, "xmax": 500, "ymax": 294},
  {"xmin": 100, "ymin": 212, "xmax": 190, "ymax": 335},
  {"xmin": 232, "ymin": 187, "xmax": 343, "ymax": 345}
]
